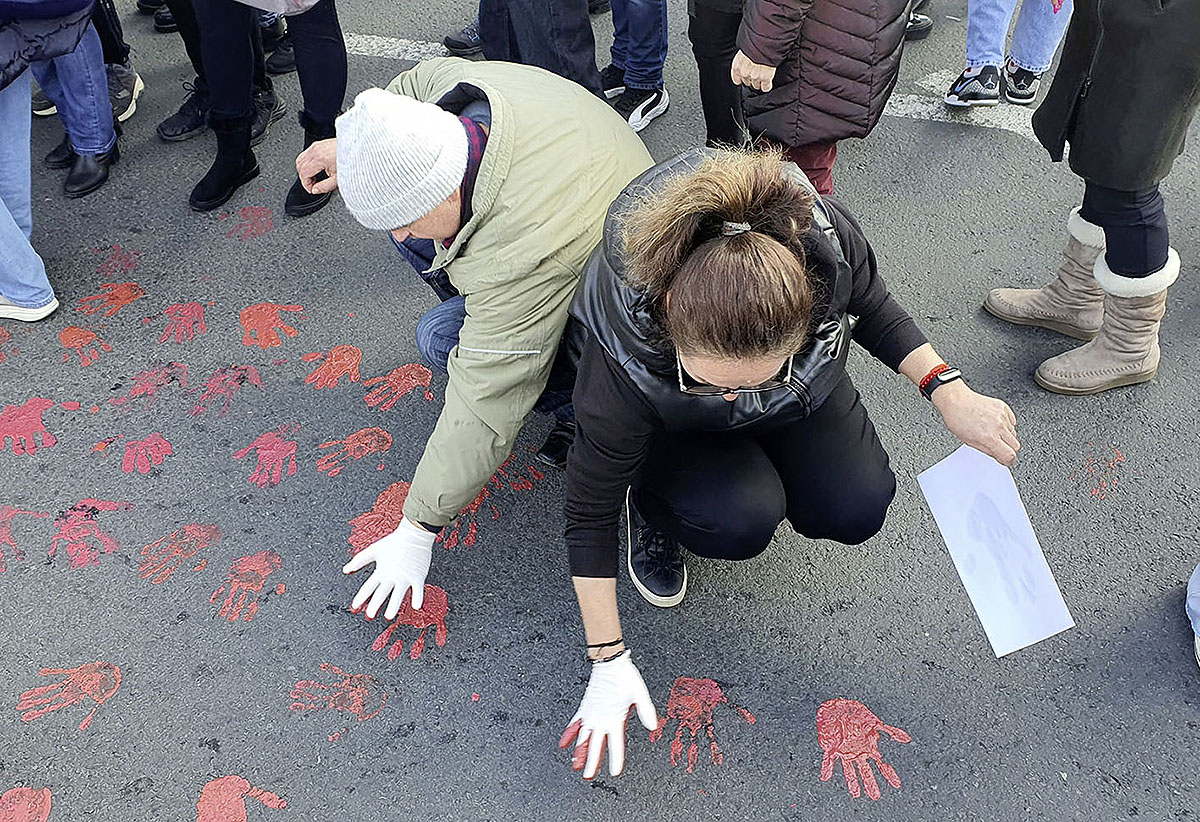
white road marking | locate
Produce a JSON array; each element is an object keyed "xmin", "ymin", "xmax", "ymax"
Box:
[
  {"xmin": 344, "ymin": 32, "xmax": 447, "ymax": 62},
  {"xmin": 883, "ymin": 70, "xmax": 1038, "ymax": 143}
]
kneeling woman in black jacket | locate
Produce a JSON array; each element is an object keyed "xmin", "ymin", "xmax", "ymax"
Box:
[{"xmin": 559, "ymin": 148, "xmax": 1020, "ymax": 779}]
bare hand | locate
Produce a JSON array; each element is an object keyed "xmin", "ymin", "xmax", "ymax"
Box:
[
  {"xmin": 296, "ymin": 138, "xmax": 339, "ymax": 195},
  {"xmin": 731, "ymin": 50, "xmax": 777, "ymax": 92},
  {"xmin": 933, "ymin": 382, "xmax": 1021, "ymax": 466}
]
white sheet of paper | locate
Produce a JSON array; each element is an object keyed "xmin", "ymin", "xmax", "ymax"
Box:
[{"xmin": 918, "ymin": 445, "xmax": 1074, "ymax": 657}]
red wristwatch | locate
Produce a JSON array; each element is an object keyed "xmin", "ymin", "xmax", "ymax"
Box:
[{"xmin": 919, "ymin": 364, "xmax": 963, "ymax": 400}]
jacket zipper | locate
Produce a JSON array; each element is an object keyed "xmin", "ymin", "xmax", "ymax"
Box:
[{"xmin": 1080, "ymin": 0, "xmax": 1105, "ymax": 100}]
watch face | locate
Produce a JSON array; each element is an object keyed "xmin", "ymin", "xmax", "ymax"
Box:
[{"xmin": 938, "ymin": 369, "xmax": 962, "ymax": 383}]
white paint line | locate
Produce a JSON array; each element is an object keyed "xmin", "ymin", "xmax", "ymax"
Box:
[
  {"xmin": 344, "ymin": 32, "xmax": 447, "ymax": 62},
  {"xmin": 884, "ymin": 70, "xmax": 1037, "ymax": 143}
]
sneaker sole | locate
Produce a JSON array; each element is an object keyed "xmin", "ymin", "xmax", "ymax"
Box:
[
  {"xmin": 625, "ymin": 487, "xmax": 687, "ymax": 608},
  {"xmin": 157, "ymin": 124, "xmax": 208, "ymax": 142},
  {"xmin": 627, "ymin": 88, "xmax": 670, "ymax": 133},
  {"xmin": 32, "ymin": 104, "xmax": 57, "ymax": 117},
  {"xmin": 284, "ymin": 190, "xmax": 332, "ymax": 218},
  {"xmin": 114, "ymin": 75, "xmax": 145, "ymax": 123},
  {"xmin": 1034, "ymin": 366, "xmax": 1157, "ymax": 396},
  {"xmin": 982, "ymin": 297, "xmax": 1100, "ymax": 341},
  {"xmin": 944, "ymin": 94, "xmax": 1000, "ymax": 107},
  {"xmin": 0, "ymin": 297, "xmax": 59, "ymax": 322},
  {"xmin": 189, "ymin": 163, "xmax": 261, "ymax": 212},
  {"xmin": 1002, "ymin": 90, "xmax": 1036, "ymax": 105},
  {"xmin": 603, "ymin": 86, "xmax": 625, "ymax": 100},
  {"xmin": 444, "ymin": 44, "xmax": 483, "ymax": 56}
]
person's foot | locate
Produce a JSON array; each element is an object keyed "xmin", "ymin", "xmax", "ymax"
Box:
[
  {"xmin": 136, "ymin": 0, "xmax": 165, "ymax": 14},
  {"xmin": 599, "ymin": 64, "xmax": 626, "ymax": 100},
  {"xmin": 588, "ymin": 0, "xmax": 611, "ymax": 13},
  {"xmin": 1002, "ymin": 61, "xmax": 1043, "ymax": 105},
  {"xmin": 44, "ymin": 135, "xmax": 76, "ymax": 170},
  {"xmin": 261, "ymin": 17, "xmax": 286, "ymax": 52},
  {"xmin": 31, "ymin": 82, "xmax": 56, "ymax": 117},
  {"xmin": 0, "ymin": 295, "xmax": 60, "ymax": 322},
  {"xmin": 443, "ymin": 21, "xmax": 482, "ymax": 56},
  {"xmin": 157, "ymin": 82, "xmax": 210, "ymax": 142},
  {"xmin": 107, "ymin": 62, "xmax": 144, "ymax": 123},
  {"xmin": 153, "ymin": 6, "xmax": 178, "ymax": 33},
  {"xmin": 250, "ymin": 87, "xmax": 286, "ymax": 147},
  {"xmin": 284, "ymin": 176, "xmax": 331, "ymax": 218},
  {"xmin": 534, "ymin": 420, "xmax": 575, "ymax": 469},
  {"xmin": 905, "ymin": 12, "xmax": 933, "ymax": 40},
  {"xmin": 64, "ymin": 144, "xmax": 119, "ymax": 198},
  {"xmin": 266, "ymin": 32, "xmax": 296, "ymax": 74},
  {"xmin": 944, "ymin": 66, "xmax": 1001, "ymax": 107},
  {"xmin": 626, "ymin": 488, "xmax": 687, "ymax": 608},
  {"xmin": 190, "ymin": 120, "xmax": 260, "ymax": 212},
  {"xmin": 611, "ymin": 86, "xmax": 669, "ymax": 132}
]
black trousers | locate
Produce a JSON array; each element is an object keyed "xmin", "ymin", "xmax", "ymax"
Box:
[
  {"xmin": 1080, "ymin": 181, "xmax": 1170, "ymax": 277},
  {"xmin": 479, "ymin": 0, "xmax": 602, "ymax": 96},
  {"xmin": 92, "ymin": 0, "xmax": 130, "ymax": 66},
  {"xmin": 170, "ymin": 0, "xmax": 269, "ymax": 102},
  {"xmin": 688, "ymin": 1, "xmax": 747, "ymax": 148},
  {"xmin": 632, "ymin": 375, "xmax": 897, "ymax": 560}
]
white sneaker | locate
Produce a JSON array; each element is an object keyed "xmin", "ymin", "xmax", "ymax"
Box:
[
  {"xmin": 0, "ymin": 295, "xmax": 59, "ymax": 322},
  {"xmin": 612, "ymin": 86, "xmax": 670, "ymax": 133}
]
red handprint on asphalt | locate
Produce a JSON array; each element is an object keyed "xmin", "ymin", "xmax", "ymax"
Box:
[
  {"xmin": 817, "ymin": 698, "xmax": 911, "ymax": 801},
  {"xmin": 362, "ymin": 363, "xmax": 434, "ymax": 409},
  {"xmin": 94, "ymin": 244, "xmax": 140, "ymax": 277},
  {"xmin": 159, "ymin": 302, "xmax": 208, "ymax": 344},
  {"xmin": 139, "ymin": 524, "xmax": 221, "ymax": 584},
  {"xmin": 210, "ymin": 549, "xmax": 285, "ymax": 622},
  {"xmin": 49, "ymin": 499, "xmax": 133, "ymax": 569},
  {"xmin": 189, "ymin": 364, "xmax": 264, "ymax": 417},
  {"xmin": 0, "ymin": 505, "xmax": 49, "ymax": 572},
  {"xmin": 289, "ymin": 662, "xmax": 388, "ymax": 741},
  {"xmin": 196, "ymin": 776, "xmax": 286, "ymax": 822},
  {"xmin": 0, "ymin": 787, "xmax": 52, "ymax": 822},
  {"xmin": 0, "ymin": 326, "xmax": 18, "ymax": 365},
  {"xmin": 109, "ymin": 362, "xmax": 190, "ymax": 410},
  {"xmin": 121, "ymin": 433, "xmax": 173, "ymax": 474},
  {"xmin": 0, "ymin": 398, "xmax": 57, "ymax": 456},
  {"xmin": 649, "ymin": 677, "xmax": 756, "ymax": 773},
  {"xmin": 347, "ymin": 481, "xmax": 410, "ymax": 554},
  {"xmin": 233, "ymin": 424, "xmax": 299, "ymax": 488},
  {"xmin": 240, "ymin": 303, "xmax": 303, "ymax": 349},
  {"xmin": 223, "ymin": 206, "xmax": 274, "ymax": 240},
  {"xmin": 59, "ymin": 326, "xmax": 112, "ymax": 367},
  {"xmin": 302, "ymin": 345, "xmax": 362, "ymax": 390},
  {"xmin": 317, "ymin": 427, "xmax": 392, "ymax": 478},
  {"xmin": 75, "ymin": 281, "xmax": 146, "ymax": 317},
  {"xmin": 368, "ymin": 585, "xmax": 449, "ymax": 660},
  {"xmin": 15, "ymin": 661, "xmax": 121, "ymax": 731}
]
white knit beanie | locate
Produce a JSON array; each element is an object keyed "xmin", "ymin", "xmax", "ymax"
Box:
[{"xmin": 335, "ymin": 88, "xmax": 469, "ymax": 230}]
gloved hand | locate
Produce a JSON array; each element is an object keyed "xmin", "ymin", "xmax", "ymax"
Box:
[
  {"xmin": 559, "ymin": 650, "xmax": 658, "ymax": 779},
  {"xmin": 342, "ymin": 517, "xmax": 436, "ymax": 619}
]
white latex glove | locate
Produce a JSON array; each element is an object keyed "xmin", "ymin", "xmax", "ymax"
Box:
[
  {"xmin": 342, "ymin": 517, "xmax": 436, "ymax": 619},
  {"xmin": 559, "ymin": 650, "xmax": 658, "ymax": 779}
]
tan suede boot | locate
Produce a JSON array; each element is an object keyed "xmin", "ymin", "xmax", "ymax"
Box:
[
  {"xmin": 1034, "ymin": 249, "xmax": 1180, "ymax": 395},
  {"xmin": 984, "ymin": 208, "xmax": 1106, "ymax": 340}
]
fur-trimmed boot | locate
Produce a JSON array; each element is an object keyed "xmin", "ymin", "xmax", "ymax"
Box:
[
  {"xmin": 1034, "ymin": 249, "xmax": 1180, "ymax": 395},
  {"xmin": 984, "ymin": 208, "xmax": 1106, "ymax": 340},
  {"xmin": 189, "ymin": 115, "xmax": 260, "ymax": 212},
  {"xmin": 284, "ymin": 112, "xmax": 336, "ymax": 218}
]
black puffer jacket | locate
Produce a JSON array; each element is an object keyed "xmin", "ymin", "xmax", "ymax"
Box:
[{"xmin": 0, "ymin": 0, "xmax": 94, "ymax": 92}]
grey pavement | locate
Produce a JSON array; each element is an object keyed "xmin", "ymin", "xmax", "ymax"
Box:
[{"xmin": 1, "ymin": 1, "xmax": 1198, "ymax": 820}]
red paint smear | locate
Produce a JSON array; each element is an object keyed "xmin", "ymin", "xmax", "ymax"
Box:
[
  {"xmin": 0, "ymin": 505, "xmax": 50, "ymax": 572},
  {"xmin": 158, "ymin": 302, "xmax": 208, "ymax": 344},
  {"xmin": 60, "ymin": 401, "xmax": 81, "ymax": 411},
  {"xmin": 471, "ymin": 694, "xmax": 480, "ymax": 702},
  {"xmin": 0, "ymin": 786, "xmax": 52, "ymax": 821},
  {"xmin": 189, "ymin": 364, "xmax": 263, "ymax": 417},
  {"xmin": 196, "ymin": 776, "xmax": 286, "ymax": 821},
  {"xmin": 225, "ymin": 206, "xmax": 274, "ymax": 240},
  {"xmin": 16, "ymin": 661, "xmax": 121, "ymax": 731},
  {"xmin": 817, "ymin": 698, "xmax": 910, "ymax": 801},
  {"xmin": 94, "ymin": 244, "xmax": 141, "ymax": 277},
  {"xmin": 649, "ymin": 676, "xmax": 756, "ymax": 773},
  {"xmin": 363, "ymin": 363, "xmax": 434, "ymax": 409},
  {"xmin": 271, "ymin": 358, "xmax": 288, "ymax": 366},
  {"xmin": 240, "ymin": 302, "xmax": 303, "ymax": 349},
  {"xmin": 0, "ymin": 398, "xmax": 58, "ymax": 456},
  {"xmin": 233, "ymin": 424, "xmax": 300, "ymax": 487},
  {"xmin": 288, "ymin": 662, "xmax": 387, "ymax": 741},
  {"xmin": 92, "ymin": 435, "xmax": 124, "ymax": 453},
  {"xmin": 109, "ymin": 362, "xmax": 190, "ymax": 411},
  {"xmin": 192, "ymin": 558, "xmax": 208, "ymax": 572},
  {"xmin": 50, "ymin": 499, "xmax": 133, "ymax": 569},
  {"xmin": 89, "ymin": 406, "xmax": 99, "ymax": 413},
  {"xmin": 347, "ymin": 481, "xmax": 410, "ymax": 554},
  {"xmin": 317, "ymin": 427, "xmax": 392, "ymax": 478},
  {"xmin": 59, "ymin": 326, "xmax": 112, "ymax": 367},
  {"xmin": 368, "ymin": 585, "xmax": 449, "ymax": 661},
  {"xmin": 302, "ymin": 345, "xmax": 362, "ymax": 390},
  {"xmin": 139, "ymin": 524, "xmax": 221, "ymax": 585},
  {"xmin": 121, "ymin": 433, "xmax": 173, "ymax": 474},
  {"xmin": 210, "ymin": 549, "xmax": 284, "ymax": 622},
  {"xmin": 76, "ymin": 281, "xmax": 146, "ymax": 317},
  {"xmin": 1069, "ymin": 442, "xmax": 1128, "ymax": 501}
]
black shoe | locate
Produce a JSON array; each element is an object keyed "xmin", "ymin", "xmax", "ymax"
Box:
[
  {"xmin": 158, "ymin": 82, "xmax": 210, "ymax": 142},
  {"xmin": 261, "ymin": 17, "xmax": 285, "ymax": 52},
  {"xmin": 250, "ymin": 88, "xmax": 286, "ymax": 146},
  {"xmin": 45, "ymin": 135, "xmax": 76, "ymax": 169},
  {"xmin": 153, "ymin": 6, "xmax": 178, "ymax": 32},
  {"xmin": 65, "ymin": 144, "xmax": 119, "ymax": 198},
  {"xmin": 443, "ymin": 21, "xmax": 481, "ymax": 56},
  {"xmin": 136, "ymin": 0, "xmax": 165, "ymax": 13},
  {"xmin": 588, "ymin": 0, "xmax": 611, "ymax": 13},
  {"xmin": 905, "ymin": 12, "xmax": 933, "ymax": 40},
  {"xmin": 534, "ymin": 420, "xmax": 575, "ymax": 470},
  {"xmin": 611, "ymin": 86, "xmax": 670, "ymax": 133},
  {"xmin": 1002, "ymin": 62, "xmax": 1043, "ymax": 105},
  {"xmin": 284, "ymin": 176, "xmax": 331, "ymax": 217},
  {"xmin": 31, "ymin": 83, "xmax": 56, "ymax": 116},
  {"xmin": 599, "ymin": 64, "xmax": 625, "ymax": 100},
  {"xmin": 944, "ymin": 66, "xmax": 1001, "ymax": 107},
  {"xmin": 626, "ymin": 488, "xmax": 687, "ymax": 608},
  {"xmin": 266, "ymin": 33, "xmax": 296, "ymax": 74},
  {"xmin": 190, "ymin": 118, "xmax": 259, "ymax": 212}
]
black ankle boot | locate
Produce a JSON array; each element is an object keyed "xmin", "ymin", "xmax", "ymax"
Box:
[
  {"xmin": 189, "ymin": 116, "xmax": 259, "ymax": 212},
  {"xmin": 65, "ymin": 143, "xmax": 119, "ymax": 198},
  {"xmin": 284, "ymin": 113, "xmax": 335, "ymax": 218},
  {"xmin": 45, "ymin": 134, "xmax": 76, "ymax": 169}
]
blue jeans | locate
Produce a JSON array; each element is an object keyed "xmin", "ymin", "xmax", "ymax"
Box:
[
  {"xmin": 30, "ymin": 23, "xmax": 117, "ymax": 156},
  {"xmin": 611, "ymin": 0, "xmax": 668, "ymax": 89},
  {"xmin": 0, "ymin": 72, "xmax": 55, "ymax": 309},
  {"xmin": 966, "ymin": 0, "xmax": 1073, "ymax": 73}
]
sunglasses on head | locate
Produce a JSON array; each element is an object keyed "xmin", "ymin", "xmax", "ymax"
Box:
[{"xmin": 676, "ymin": 353, "xmax": 794, "ymax": 396}]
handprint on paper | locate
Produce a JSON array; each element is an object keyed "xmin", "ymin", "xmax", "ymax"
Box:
[
  {"xmin": 649, "ymin": 677, "xmax": 756, "ymax": 773},
  {"xmin": 368, "ymin": 585, "xmax": 449, "ymax": 661},
  {"xmin": 289, "ymin": 662, "xmax": 388, "ymax": 740},
  {"xmin": 210, "ymin": 549, "xmax": 285, "ymax": 622},
  {"xmin": 233, "ymin": 424, "xmax": 300, "ymax": 488},
  {"xmin": 50, "ymin": 499, "xmax": 133, "ymax": 569},
  {"xmin": 317, "ymin": 427, "xmax": 392, "ymax": 477},
  {"xmin": 109, "ymin": 362, "xmax": 190, "ymax": 410},
  {"xmin": 302, "ymin": 345, "xmax": 362, "ymax": 390},
  {"xmin": 0, "ymin": 397, "xmax": 57, "ymax": 455},
  {"xmin": 159, "ymin": 302, "xmax": 208, "ymax": 344},
  {"xmin": 347, "ymin": 481, "xmax": 410, "ymax": 554},
  {"xmin": 16, "ymin": 661, "xmax": 122, "ymax": 731},
  {"xmin": 139, "ymin": 524, "xmax": 221, "ymax": 584},
  {"xmin": 240, "ymin": 303, "xmax": 303, "ymax": 349},
  {"xmin": 0, "ymin": 787, "xmax": 52, "ymax": 822},
  {"xmin": 0, "ymin": 505, "xmax": 49, "ymax": 572},
  {"xmin": 964, "ymin": 493, "xmax": 1041, "ymax": 605},
  {"xmin": 362, "ymin": 363, "xmax": 434, "ymax": 409},
  {"xmin": 59, "ymin": 326, "xmax": 112, "ymax": 367},
  {"xmin": 196, "ymin": 775, "xmax": 286, "ymax": 822},
  {"xmin": 76, "ymin": 281, "xmax": 146, "ymax": 317},
  {"xmin": 817, "ymin": 698, "xmax": 911, "ymax": 801},
  {"xmin": 223, "ymin": 206, "xmax": 274, "ymax": 240},
  {"xmin": 189, "ymin": 365, "xmax": 264, "ymax": 417},
  {"xmin": 121, "ymin": 433, "xmax": 173, "ymax": 474}
]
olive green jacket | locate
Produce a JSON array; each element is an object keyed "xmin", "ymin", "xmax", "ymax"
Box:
[{"xmin": 385, "ymin": 58, "xmax": 653, "ymax": 527}]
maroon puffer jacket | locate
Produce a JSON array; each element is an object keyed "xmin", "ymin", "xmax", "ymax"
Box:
[{"xmin": 736, "ymin": 0, "xmax": 909, "ymax": 148}]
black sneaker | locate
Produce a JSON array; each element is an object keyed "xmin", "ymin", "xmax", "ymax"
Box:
[
  {"xmin": 905, "ymin": 12, "xmax": 933, "ymax": 41},
  {"xmin": 136, "ymin": 0, "xmax": 165, "ymax": 13},
  {"xmin": 250, "ymin": 88, "xmax": 286, "ymax": 146},
  {"xmin": 588, "ymin": 0, "xmax": 611, "ymax": 13},
  {"xmin": 107, "ymin": 62, "xmax": 144, "ymax": 123},
  {"xmin": 266, "ymin": 33, "xmax": 296, "ymax": 74},
  {"xmin": 153, "ymin": 6, "xmax": 178, "ymax": 33},
  {"xmin": 1002, "ymin": 62, "xmax": 1042, "ymax": 105},
  {"xmin": 534, "ymin": 420, "xmax": 575, "ymax": 470},
  {"xmin": 31, "ymin": 82, "xmax": 56, "ymax": 117},
  {"xmin": 599, "ymin": 64, "xmax": 625, "ymax": 100},
  {"xmin": 261, "ymin": 17, "xmax": 285, "ymax": 52},
  {"xmin": 944, "ymin": 66, "xmax": 1001, "ymax": 108},
  {"xmin": 611, "ymin": 86, "xmax": 669, "ymax": 133},
  {"xmin": 157, "ymin": 82, "xmax": 210, "ymax": 142},
  {"xmin": 443, "ymin": 21, "xmax": 481, "ymax": 56},
  {"xmin": 626, "ymin": 488, "xmax": 687, "ymax": 608}
]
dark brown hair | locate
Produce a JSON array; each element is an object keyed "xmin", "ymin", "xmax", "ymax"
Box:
[{"xmin": 621, "ymin": 149, "xmax": 816, "ymax": 359}]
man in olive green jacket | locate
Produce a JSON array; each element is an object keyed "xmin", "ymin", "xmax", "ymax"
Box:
[{"xmin": 296, "ymin": 57, "xmax": 652, "ymax": 619}]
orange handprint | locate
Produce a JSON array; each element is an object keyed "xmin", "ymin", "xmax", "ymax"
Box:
[
  {"xmin": 210, "ymin": 549, "xmax": 285, "ymax": 622},
  {"xmin": 196, "ymin": 776, "xmax": 286, "ymax": 822},
  {"xmin": 122, "ymin": 433, "xmax": 173, "ymax": 474},
  {"xmin": 139, "ymin": 524, "xmax": 221, "ymax": 584},
  {"xmin": 0, "ymin": 787, "xmax": 52, "ymax": 822},
  {"xmin": 817, "ymin": 698, "xmax": 911, "ymax": 801},
  {"xmin": 0, "ymin": 398, "xmax": 57, "ymax": 455},
  {"xmin": 289, "ymin": 662, "xmax": 388, "ymax": 740},
  {"xmin": 76, "ymin": 281, "xmax": 146, "ymax": 317},
  {"xmin": 233, "ymin": 424, "xmax": 299, "ymax": 487},
  {"xmin": 362, "ymin": 363, "xmax": 434, "ymax": 409},
  {"xmin": 240, "ymin": 302, "xmax": 303, "ymax": 349},
  {"xmin": 59, "ymin": 326, "xmax": 112, "ymax": 367},
  {"xmin": 15, "ymin": 661, "xmax": 121, "ymax": 731},
  {"xmin": 159, "ymin": 302, "xmax": 208, "ymax": 344},
  {"xmin": 317, "ymin": 427, "xmax": 392, "ymax": 477},
  {"xmin": 302, "ymin": 344, "xmax": 362, "ymax": 389},
  {"xmin": 49, "ymin": 499, "xmax": 133, "ymax": 569}
]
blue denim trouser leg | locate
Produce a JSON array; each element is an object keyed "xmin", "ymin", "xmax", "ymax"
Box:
[
  {"xmin": 610, "ymin": 0, "xmax": 669, "ymax": 89},
  {"xmin": 1008, "ymin": 0, "xmax": 1072, "ymax": 73},
  {"xmin": 0, "ymin": 72, "xmax": 55, "ymax": 309},
  {"xmin": 30, "ymin": 23, "xmax": 117, "ymax": 156}
]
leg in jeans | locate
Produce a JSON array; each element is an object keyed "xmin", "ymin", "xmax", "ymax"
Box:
[
  {"xmin": 965, "ymin": 0, "xmax": 1020, "ymax": 68},
  {"xmin": 288, "ymin": 0, "xmax": 348, "ymax": 129},
  {"xmin": 1008, "ymin": 0, "xmax": 1073, "ymax": 73},
  {"xmin": 30, "ymin": 24, "xmax": 117, "ymax": 156},
  {"xmin": 689, "ymin": 2, "xmax": 746, "ymax": 147},
  {"xmin": 92, "ymin": 0, "xmax": 131, "ymax": 66},
  {"xmin": 784, "ymin": 141, "xmax": 839, "ymax": 195},
  {"xmin": 611, "ymin": 0, "xmax": 668, "ymax": 90},
  {"xmin": 0, "ymin": 72, "xmax": 55, "ymax": 309},
  {"xmin": 192, "ymin": 0, "xmax": 258, "ymax": 120},
  {"xmin": 1081, "ymin": 182, "xmax": 1170, "ymax": 277}
]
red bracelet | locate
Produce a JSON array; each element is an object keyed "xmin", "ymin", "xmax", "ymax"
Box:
[{"xmin": 919, "ymin": 364, "xmax": 950, "ymax": 395}]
